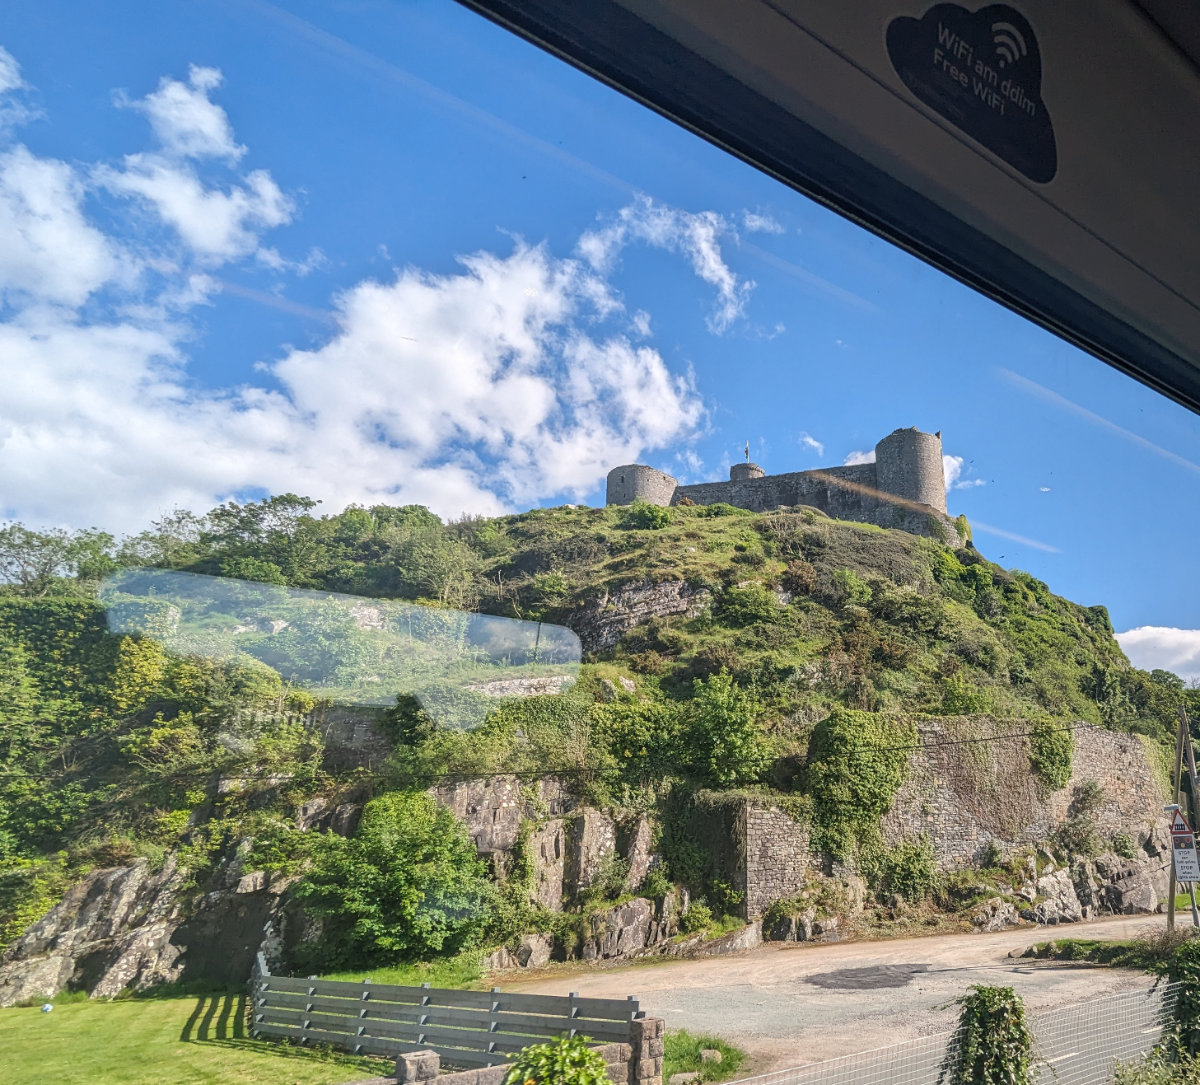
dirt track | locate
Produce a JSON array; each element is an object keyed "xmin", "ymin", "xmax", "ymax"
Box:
[{"xmin": 504, "ymin": 914, "xmax": 1170, "ymax": 1071}]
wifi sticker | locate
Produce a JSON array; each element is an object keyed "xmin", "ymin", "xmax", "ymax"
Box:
[{"xmin": 887, "ymin": 3, "xmax": 1057, "ymax": 183}]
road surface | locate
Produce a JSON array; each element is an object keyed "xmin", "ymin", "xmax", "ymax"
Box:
[{"xmin": 504, "ymin": 914, "xmax": 1169, "ymax": 1071}]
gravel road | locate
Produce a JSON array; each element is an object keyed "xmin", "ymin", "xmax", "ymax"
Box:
[{"xmin": 503, "ymin": 914, "xmax": 1170, "ymax": 1071}]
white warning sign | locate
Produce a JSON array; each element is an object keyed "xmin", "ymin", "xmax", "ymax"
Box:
[{"xmin": 1173, "ymin": 833, "xmax": 1200, "ymax": 883}]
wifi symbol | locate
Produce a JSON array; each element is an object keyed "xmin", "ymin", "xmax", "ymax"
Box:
[{"xmin": 992, "ymin": 21, "xmax": 1028, "ymax": 68}]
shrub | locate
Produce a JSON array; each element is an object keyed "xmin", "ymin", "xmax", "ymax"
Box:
[
  {"xmin": 623, "ymin": 502, "xmax": 672, "ymax": 530},
  {"xmin": 290, "ymin": 791, "xmax": 495, "ymax": 971},
  {"xmin": 940, "ymin": 672, "xmax": 994, "ymax": 714},
  {"xmin": 804, "ymin": 708, "xmax": 916, "ymax": 860},
  {"xmin": 781, "ymin": 560, "xmax": 817, "ymax": 595},
  {"xmin": 716, "ymin": 584, "xmax": 779, "ymax": 627},
  {"xmin": 690, "ymin": 642, "xmax": 745, "ymax": 679},
  {"xmin": 503, "ymin": 1035, "xmax": 610, "ymax": 1085},
  {"xmin": 685, "ymin": 673, "xmax": 770, "ymax": 788},
  {"xmin": 1168, "ymin": 935, "xmax": 1200, "ymax": 1054},
  {"xmin": 1029, "ymin": 721, "xmax": 1074, "ymax": 789},
  {"xmin": 1112, "ymin": 831, "xmax": 1137, "ymax": 859},
  {"xmin": 831, "ymin": 568, "xmax": 872, "ymax": 607},
  {"xmin": 679, "ymin": 901, "xmax": 712, "ymax": 933},
  {"xmin": 873, "ymin": 836, "xmax": 938, "ymax": 902},
  {"xmin": 943, "ymin": 986, "xmax": 1034, "ymax": 1085}
]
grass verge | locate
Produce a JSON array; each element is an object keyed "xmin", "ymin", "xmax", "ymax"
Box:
[
  {"xmin": 0, "ymin": 992, "xmax": 391, "ymax": 1085},
  {"xmin": 663, "ymin": 1029, "xmax": 747, "ymax": 1084}
]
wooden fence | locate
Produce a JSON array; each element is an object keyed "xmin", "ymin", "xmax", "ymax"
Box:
[{"xmin": 250, "ymin": 955, "xmax": 641, "ymax": 1067}]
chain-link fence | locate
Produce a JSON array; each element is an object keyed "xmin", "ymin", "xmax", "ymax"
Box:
[{"xmin": 726, "ymin": 984, "xmax": 1179, "ymax": 1085}]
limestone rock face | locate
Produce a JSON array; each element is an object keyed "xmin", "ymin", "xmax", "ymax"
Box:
[
  {"xmin": 568, "ymin": 581, "xmax": 711, "ymax": 653},
  {"xmin": 566, "ymin": 809, "xmax": 618, "ymax": 900},
  {"xmin": 581, "ymin": 898, "xmax": 657, "ymax": 961},
  {"xmin": 529, "ymin": 819, "xmax": 565, "ymax": 911},
  {"xmin": 0, "ymin": 851, "xmax": 286, "ymax": 1008},
  {"xmin": 971, "ymin": 897, "xmax": 1021, "ymax": 932},
  {"xmin": 622, "ymin": 816, "xmax": 657, "ymax": 894},
  {"xmin": 1024, "ymin": 869, "xmax": 1084, "ymax": 924}
]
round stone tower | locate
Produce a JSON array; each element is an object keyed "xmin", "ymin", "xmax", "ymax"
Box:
[
  {"xmin": 606, "ymin": 464, "xmax": 679, "ymax": 506},
  {"xmin": 873, "ymin": 427, "xmax": 946, "ymax": 513},
  {"xmin": 730, "ymin": 462, "xmax": 765, "ymax": 481}
]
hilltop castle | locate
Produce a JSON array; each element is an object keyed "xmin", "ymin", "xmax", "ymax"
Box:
[{"xmin": 607, "ymin": 426, "xmax": 963, "ymax": 543}]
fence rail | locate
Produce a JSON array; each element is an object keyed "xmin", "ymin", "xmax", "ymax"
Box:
[
  {"xmin": 725, "ymin": 984, "xmax": 1179, "ymax": 1085},
  {"xmin": 249, "ymin": 954, "xmax": 640, "ymax": 1067}
]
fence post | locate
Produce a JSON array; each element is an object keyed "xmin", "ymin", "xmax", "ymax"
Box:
[
  {"xmin": 418, "ymin": 981, "xmax": 431, "ymax": 1047},
  {"xmin": 488, "ymin": 987, "xmax": 502, "ymax": 1063},
  {"xmin": 568, "ymin": 991, "xmax": 579, "ymax": 1040}
]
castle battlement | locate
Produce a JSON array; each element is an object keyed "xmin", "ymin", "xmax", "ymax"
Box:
[{"xmin": 607, "ymin": 427, "xmax": 959, "ymax": 542}]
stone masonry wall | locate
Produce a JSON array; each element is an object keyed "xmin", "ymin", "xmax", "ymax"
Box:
[
  {"xmin": 882, "ymin": 718, "xmax": 1167, "ymax": 867},
  {"xmin": 741, "ymin": 804, "xmax": 813, "ymax": 920}
]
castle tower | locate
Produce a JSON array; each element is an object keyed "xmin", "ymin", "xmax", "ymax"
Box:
[
  {"xmin": 605, "ymin": 464, "xmax": 679, "ymax": 506},
  {"xmin": 730, "ymin": 462, "xmax": 765, "ymax": 481},
  {"xmin": 873, "ymin": 427, "xmax": 946, "ymax": 513}
]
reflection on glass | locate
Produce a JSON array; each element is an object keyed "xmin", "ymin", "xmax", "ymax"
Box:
[{"xmin": 100, "ymin": 568, "xmax": 580, "ymax": 729}]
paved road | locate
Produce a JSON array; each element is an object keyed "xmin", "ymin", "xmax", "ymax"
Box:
[{"xmin": 504, "ymin": 914, "xmax": 1169, "ymax": 1071}]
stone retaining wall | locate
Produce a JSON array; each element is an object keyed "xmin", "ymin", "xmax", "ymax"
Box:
[
  {"xmin": 883, "ymin": 719, "xmax": 1166, "ymax": 867},
  {"xmin": 393, "ymin": 1015, "xmax": 664, "ymax": 1085}
]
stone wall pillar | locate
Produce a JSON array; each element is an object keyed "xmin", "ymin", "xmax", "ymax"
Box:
[
  {"xmin": 630, "ymin": 1015, "xmax": 665, "ymax": 1085},
  {"xmin": 395, "ymin": 1049, "xmax": 440, "ymax": 1084}
]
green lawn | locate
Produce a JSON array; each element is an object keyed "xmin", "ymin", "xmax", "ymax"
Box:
[{"xmin": 0, "ymin": 992, "xmax": 392, "ymax": 1085}]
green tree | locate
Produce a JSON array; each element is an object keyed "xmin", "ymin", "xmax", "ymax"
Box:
[
  {"xmin": 685, "ymin": 672, "xmax": 769, "ymax": 787},
  {"xmin": 291, "ymin": 791, "xmax": 494, "ymax": 970}
]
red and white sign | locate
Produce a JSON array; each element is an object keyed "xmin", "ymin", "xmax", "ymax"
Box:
[{"xmin": 1171, "ymin": 809, "xmax": 1194, "ymax": 836}]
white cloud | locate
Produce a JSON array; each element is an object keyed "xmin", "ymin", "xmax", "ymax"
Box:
[
  {"xmin": 0, "ymin": 46, "xmax": 35, "ymax": 133},
  {"xmin": 0, "ymin": 52, "xmax": 714, "ymax": 532},
  {"xmin": 943, "ymin": 453, "xmax": 986, "ymax": 491},
  {"xmin": 0, "ymin": 146, "xmax": 130, "ymax": 307},
  {"xmin": 799, "ymin": 432, "xmax": 824, "ymax": 457},
  {"xmin": 120, "ymin": 65, "xmax": 244, "ymax": 162},
  {"xmin": 1040, "ymin": 486, "xmax": 1051, "ymax": 492},
  {"xmin": 98, "ymin": 157, "xmax": 293, "ymax": 264},
  {"xmin": 0, "ymin": 46, "xmax": 22, "ymax": 95},
  {"xmin": 742, "ymin": 210, "xmax": 784, "ymax": 234},
  {"xmin": 578, "ymin": 195, "xmax": 753, "ymax": 333},
  {"xmin": 1116, "ymin": 627, "xmax": 1200, "ymax": 683},
  {"xmin": 96, "ymin": 66, "xmax": 294, "ymax": 267},
  {"xmin": 844, "ymin": 449, "xmax": 875, "ymax": 466}
]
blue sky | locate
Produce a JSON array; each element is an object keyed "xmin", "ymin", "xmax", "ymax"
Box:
[{"xmin": 2, "ymin": 0, "xmax": 1199, "ymax": 675}]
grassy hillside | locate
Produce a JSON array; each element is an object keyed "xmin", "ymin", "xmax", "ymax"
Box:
[{"xmin": 0, "ymin": 496, "xmax": 1192, "ymax": 970}]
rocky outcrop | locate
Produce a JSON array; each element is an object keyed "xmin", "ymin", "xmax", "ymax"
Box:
[
  {"xmin": 970, "ymin": 898, "xmax": 1022, "ymax": 932},
  {"xmin": 0, "ymin": 848, "xmax": 287, "ymax": 1007},
  {"xmin": 529, "ymin": 819, "xmax": 565, "ymax": 911},
  {"xmin": 566, "ymin": 809, "xmax": 618, "ymax": 900},
  {"xmin": 568, "ymin": 581, "xmax": 711, "ymax": 653}
]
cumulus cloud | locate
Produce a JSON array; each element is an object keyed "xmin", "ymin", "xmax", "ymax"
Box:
[
  {"xmin": 943, "ymin": 453, "xmax": 985, "ymax": 490},
  {"xmin": 844, "ymin": 449, "xmax": 875, "ymax": 466},
  {"xmin": 119, "ymin": 64, "xmax": 244, "ymax": 162},
  {"xmin": 0, "ymin": 54, "xmax": 712, "ymax": 531},
  {"xmin": 97, "ymin": 158, "xmax": 293, "ymax": 265},
  {"xmin": 799, "ymin": 432, "xmax": 824, "ymax": 457},
  {"xmin": 578, "ymin": 195, "xmax": 753, "ymax": 333},
  {"xmin": 742, "ymin": 210, "xmax": 785, "ymax": 234},
  {"xmin": 0, "ymin": 146, "xmax": 131, "ymax": 308},
  {"xmin": 1116, "ymin": 627, "xmax": 1200, "ymax": 683},
  {"xmin": 97, "ymin": 66, "xmax": 293, "ymax": 266}
]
